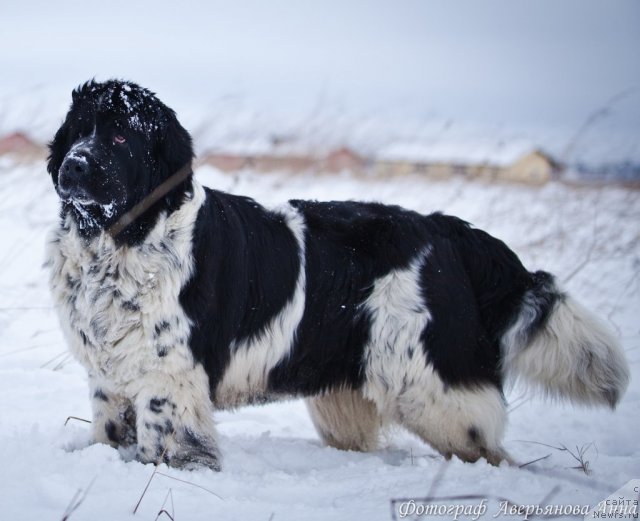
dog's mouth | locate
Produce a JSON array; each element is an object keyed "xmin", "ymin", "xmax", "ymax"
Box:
[
  {"xmin": 68, "ymin": 197, "xmax": 95, "ymax": 207},
  {"xmin": 63, "ymin": 197, "xmax": 118, "ymax": 230},
  {"xmin": 57, "ymin": 183, "xmax": 96, "ymax": 204},
  {"xmin": 65, "ymin": 199, "xmax": 99, "ymax": 229},
  {"xmin": 61, "ymin": 192, "xmax": 116, "ymax": 213}
]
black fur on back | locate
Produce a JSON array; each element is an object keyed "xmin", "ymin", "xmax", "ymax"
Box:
[
  {"xmin": 179, "ymin": 189, "xmax": 301, "ymax": 391},
  {"xmin": 179, "ymin": 194, "xmax": 542, "ymax": 396},
  {"xmin": 269, "ymin": 200, "xmax": 432, "ymax": 394},
  {"xmin": 418, "ymin": 215, "xmax": 535, "ymax": 388}
]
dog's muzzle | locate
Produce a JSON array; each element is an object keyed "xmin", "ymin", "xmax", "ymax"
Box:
[{"xmin": 58, "ymin": 154, "xmax": 93, "ymax": 201}]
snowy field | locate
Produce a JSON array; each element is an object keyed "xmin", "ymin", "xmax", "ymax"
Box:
[{"xmin": 0, "ymin": 157, "xmax": 637, "ymax": 520}]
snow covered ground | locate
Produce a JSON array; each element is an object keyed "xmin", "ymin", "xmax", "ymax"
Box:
[{"xmin": 0, "ymin": 157, "xmax": 637, "ymax": 520}]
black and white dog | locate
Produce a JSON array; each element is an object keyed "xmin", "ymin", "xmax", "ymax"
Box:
[{"xmin": 47, "ymin": 80, "xmax": 629, "ymax": 471}]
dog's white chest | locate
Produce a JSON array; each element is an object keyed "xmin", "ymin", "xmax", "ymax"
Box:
[{"xmin": 46, "ymin": 186, "xmax": 205, "ymax": 388}]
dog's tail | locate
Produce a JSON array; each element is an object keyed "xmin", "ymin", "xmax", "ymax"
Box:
[{"xmin": 501, "ymin": 271, "xmax": 629, "ymax": 408}]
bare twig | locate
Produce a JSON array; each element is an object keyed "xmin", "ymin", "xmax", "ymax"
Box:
[
  {"xmin": 0, "ymin": 306, "xmax": 54, "ymax": 312},
  {"xmin": 0, "ymin": 343, "xmax": 56, "ymax": 357},
  {"xmin": 133, "ymin": 447, "xmax": 224, "ymax": 515},
  {"xmin": 60, "ymin": 476, "xmax": 96, "ymax": 521},
  {"xmin": 562, "ymin": 248, "xmax": 596, "ymax": 284},
  {"xmin": 133, "ymin": 448, "xmax": 167, "ymax": 515},
  {"xmin": 52, "ymin": 353, "xmax": 73, "ymax": 371},
  {"xmin": 61, "ymin": 490, "xmax": 82, "ymax": 521},
  {"xmin": 64, "ymin": 416, "xmax": 91, "ymax": 426},
  {"xmin": 515, "ymin": 440, "xmax": 596, "ymax": 475},
  {"xmin": 155, "ymin": 472, "xmax": 224, "ymax": 501},
  {"xmin": 562, "ymin": 87, "xmax": 639, "ymax": 165},
  {"xmin": 519, "ymin": 453, "xmax": 552, "ymax": 468},
  {"xmin": 154, "ymin": 489, "xmax": 175, "ymax": 521},
  {"xmin": 425, "ymin": 459, "xmax": 450, "ymax": 500},
  {"xmin": 507, "ymin": 390, "xmax": 530, "ymax": 412},
  {"xmin": 566, "ymin": 443, "xmax": 596, "ymax": 474},
  {"xmin": 108, "ymin": 163, "xmax": 192, "ymax": 239},
  {"xmin": 40, "ymin": 350, "xmax": 69, "ymax": 368}
]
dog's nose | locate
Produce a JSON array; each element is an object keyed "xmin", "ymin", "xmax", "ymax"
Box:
[
  {"xmin": 62, "ymin": 155, "xmax": 89, "ymax": 177},
  {"xmin": 58, "ymin": 156, "xmax": 90, "ymax": 198}
]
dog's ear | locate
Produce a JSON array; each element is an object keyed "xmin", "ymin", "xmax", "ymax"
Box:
[
  {"xmin": 48, "ymin": 81, "xmax": 95, "ymax": 185},
  {"xmin": 150, "ymin": 107, "xmax": 194, "ymax": 210},
  {"xmin": 47, "ymin": 117, "xmax": 70, "ymax": 186},
  {"xmin": 154, "ymin": 107, "xmax": 194, "ymax": 188}
]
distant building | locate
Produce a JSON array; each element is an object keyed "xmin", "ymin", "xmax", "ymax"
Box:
[
  {"xmin": 199, "ymin": 153, "xmax": 250, "ymax": 172},
  {"xmin": 374, "ymin": 141, "xmax": 505, "ymax": 180},
  {"xmin": 321, "ymin": 147, "xmax": 367, "ymax": 174},
  {"xmin": 200, "ymin": 146, "xmax": 367, "ymax": 175},
  {"xmin": 497, "ymin": 149, "xmax": 560, "ymax": 185},
  {"xmin": 375, "ymin": 158, "xmax": 500, "ymax": 180},
  {"xmin": 0, "ymin": 132, "xmax": 45, "ymax": 159},
  {"xmin": 200, "ymin": 152, "xmax": 316, "ymax": 173},
  {"xmin": 197, "ymin": 139, "xmax": 560, "ymax": 185},
  {"xmin": 374, "ymin": 141, "xmax": 559, "ymax": 185}
]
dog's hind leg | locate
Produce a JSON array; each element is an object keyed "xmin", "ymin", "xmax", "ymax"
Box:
[
  {"xmin": 306, "ymin": 388, "xmax": 383, "ymax": 452},
  {"xmin": 395, "ymin": 381, "xmax": 511, "ymax": 465}
]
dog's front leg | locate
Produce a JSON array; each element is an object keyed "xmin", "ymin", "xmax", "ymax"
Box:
[
  {"xmin": 132, "ymin": 370, "xmax": 221, "ymax": 471},
  {"xmin": 89, "ymin": 377, "xmax": 137, "ymax": 448}
]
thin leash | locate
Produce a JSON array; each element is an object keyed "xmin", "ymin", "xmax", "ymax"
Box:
[{"xmin": 107, "ymin": 162, "xmax": 192, "ymax": 239}]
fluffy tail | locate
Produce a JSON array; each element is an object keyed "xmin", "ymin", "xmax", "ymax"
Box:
[{"xmin": 502, "ymin": 271, "xmax": 630, "ymax": 408}]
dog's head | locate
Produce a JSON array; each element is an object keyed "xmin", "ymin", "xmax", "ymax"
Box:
[{"xmin": 48, "ymin": 79, "xmax": 194, "ymax": 243}]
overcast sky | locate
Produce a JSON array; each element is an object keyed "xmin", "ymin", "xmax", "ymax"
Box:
[{"xmin": 1, "ymin": 0, "xmax": 638, "ymax": 160}]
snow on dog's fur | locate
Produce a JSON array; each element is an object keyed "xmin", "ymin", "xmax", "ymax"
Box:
[{"xmin": 46, "ymin": 79, "xmax": 630, "ymax": 470}]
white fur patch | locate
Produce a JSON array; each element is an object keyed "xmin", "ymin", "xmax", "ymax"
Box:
[
  {"xmin": 362, "ymin": 250, "xmax": 507, "ymax": 460},
  {"xmin": 214, "ymin": 204, "xmax": 307, "ymax": 408},
  {"xmin": 47, "ymin": 181, "xmax": 217, "ymax": 461},
  {"xmin": 47, "ymin": 183, "xmax": 205, "ymax": 382},
  {"xmin": 503, "ymin": 293, "xmax": 630, "ymax": 408},
  {"xmin": 306, "ymin": 388, "xmax": 382, "ymax": 452},
  {"xmin": 361, "ymin": 250, "xmax": 432, "ymax": 413}
]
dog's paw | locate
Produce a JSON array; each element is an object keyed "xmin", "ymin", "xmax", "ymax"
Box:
[
  {"xmin": 135, "ymin": 427, "xmax": 222, "ymax": 471},
  {"xmin": 170, "ymin": 428, "xmax": 222, "ymax": 471},
  {"xmin": 168, "ymin": 448, "xmax": 222, "ymax": 471}
]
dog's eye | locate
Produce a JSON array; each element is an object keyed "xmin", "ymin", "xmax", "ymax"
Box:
[{"xmin": 113, "ymin": 135, "xmax": 126, "ymax": 145}]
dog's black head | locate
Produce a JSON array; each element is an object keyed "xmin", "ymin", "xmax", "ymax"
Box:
[{"xmin": 48, "ymin": 79, "xmax": 194, "ymax": 244}]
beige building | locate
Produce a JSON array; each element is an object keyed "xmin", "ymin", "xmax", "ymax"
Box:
[
  {"xmin": 497, "ymin": 149, "xmax": 559, "ymax": 185},
  {"xmin": 374, "ymin": 142, "xmax": 559, "ymax": 185},
  {"xmin": 374, "ymin": 160, "xmax": 501, "ymax": 180}
]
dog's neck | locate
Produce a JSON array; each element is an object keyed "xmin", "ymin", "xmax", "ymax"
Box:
[
  {"xmin": 58, "ymin": 178, "xmax": 203, "ymax": 258},
  {"xmin": 60, "ymin": 173, "xmax": 195, "ymax": 247},
  {"xmin": 108, "ymin": 162, "xmax": 194, "ymax": 241}
]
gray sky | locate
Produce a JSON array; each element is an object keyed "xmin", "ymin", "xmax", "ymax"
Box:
[{"xmin": 1, "ymin": 0, "xmax": 639, "ymax": 160}]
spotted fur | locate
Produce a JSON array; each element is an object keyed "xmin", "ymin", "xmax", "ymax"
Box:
[{"xmin": 47, "ymin": 79, "xmax": 629, "ymax": 470}]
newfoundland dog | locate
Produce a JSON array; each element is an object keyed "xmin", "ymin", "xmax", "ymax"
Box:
[{"xmin": 46, "ymin": 79, "xmax": 629, "ymax": 470}]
